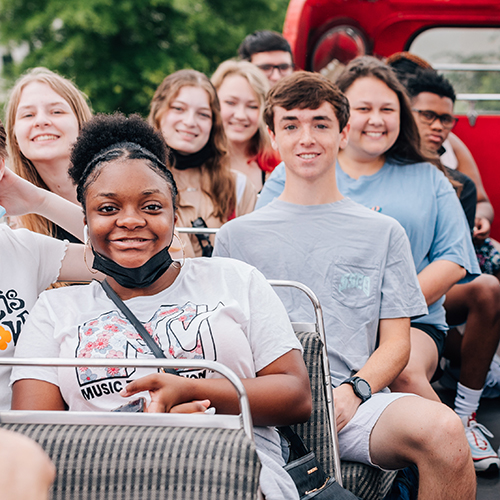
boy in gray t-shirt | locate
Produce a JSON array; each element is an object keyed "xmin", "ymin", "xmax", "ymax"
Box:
[
  {"xmin": 216, "ymin": 197, "xmax": 425, "ymax": 388},
  {"xmin": 214, "ymin": 72, "xmax": 476, "ymax": 498}
]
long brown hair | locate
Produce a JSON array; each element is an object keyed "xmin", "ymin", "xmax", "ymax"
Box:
[
  {"xmin": 336, "ymin": 56, "xmax": 427, "ymax": 165},
  {"xmin": 5, "ymin": 67, "xmax": 92, "ymax": 235},
  {"xmin": 148, "ymin": 70, "xmax": 236, "ymax": 221},
  {"xmin": 336, "ymin": 56, "xmax": 459, "ymax": 189}
]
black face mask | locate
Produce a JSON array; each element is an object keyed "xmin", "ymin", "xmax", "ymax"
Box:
[
  {"xmin": 92, "ymin": 245, "xmax": 174, "ymax": 289},
  {"xmin": 170, "ymin": 142, "xmax": 215, "ymax": 170}
]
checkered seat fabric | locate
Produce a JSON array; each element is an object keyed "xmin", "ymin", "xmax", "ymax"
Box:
[
  {"xmin": 293, "ymin": 330, "xmax": 397, "ymax": 500},
  {"xmin": 1, "ymin": 423, "xmax": 261, "ymax": 500}
]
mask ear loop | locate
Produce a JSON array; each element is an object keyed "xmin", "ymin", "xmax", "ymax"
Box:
[
  {"xmin": 171, "ymin": 232, "xmax": 185, "ymax": 269},
  {"xmin": 83, "ymin": 225, "xmax": 98, "ymax": 275}
]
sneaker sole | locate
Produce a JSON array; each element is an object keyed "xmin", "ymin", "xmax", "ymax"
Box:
[{"xmin": 473, "ymin": 457, "xmax": 500, "ymax": 473}]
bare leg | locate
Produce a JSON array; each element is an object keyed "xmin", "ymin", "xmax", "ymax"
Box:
[
  {"xmin": 444, "ymin": 274, "xmax": 500, "ymax": 390},
  {"xmin": 370, "ymin": 397, "xmax": 475, "ymax": 500},
  {"xmin": 389, "ymin": 328, "xmax": 440, "ymax": 401}
]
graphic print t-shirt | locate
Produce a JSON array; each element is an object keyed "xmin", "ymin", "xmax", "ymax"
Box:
[
  {"xmin": 12, "ymin": 258, "xmax": 301, "ymax": 412},
  {"xmin": 0, "ymin": 225, "xmax": 67, "ymax": 409}
]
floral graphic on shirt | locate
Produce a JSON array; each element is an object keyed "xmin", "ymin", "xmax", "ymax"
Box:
[
  {"xmin": 0, "ymin": 326, "xmax": 12, "ymax": 351},
  {"xmin": 75, "ymin": 302, "xmax": 222, "ymax": 400}
]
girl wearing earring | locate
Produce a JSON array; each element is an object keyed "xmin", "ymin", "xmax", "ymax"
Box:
[{"xmin": 11, "ymin": 113, "xmax": 310, "ymax": 500}]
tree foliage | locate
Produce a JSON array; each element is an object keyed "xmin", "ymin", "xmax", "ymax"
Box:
[{"xmin": 0, "ymin": 0, "xmax": 288, "ymax": 116}]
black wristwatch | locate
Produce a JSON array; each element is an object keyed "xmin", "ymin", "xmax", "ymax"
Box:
[{"xmin": 341, "ymin": 376, "xmax": 372, "ymax": 403}]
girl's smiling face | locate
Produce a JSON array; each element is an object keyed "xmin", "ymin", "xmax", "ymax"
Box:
[
  {"xmin": 158, "ymin": 86, "xmax": 212, "ymax": 155},
  {"xmin": 217, "ymin": 74, "xmax": 261, "ymax": 146},
  {"xmin": 343, "ymin": 76, "xmax": 400, "ymax": 163},
  {"xmin": 14, "ymin": 81, "xmax": 80, "ymax": 167},
  {"xmin": 85, "ymin": 158, "xmax": 176, "ymax": 269}
]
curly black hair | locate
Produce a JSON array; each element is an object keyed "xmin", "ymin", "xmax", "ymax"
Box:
[
  {"xmin": 406, "ymin": 69, "xmax": 456, "ymax": 103},
  {"xmin": 69, "ymin": 113, "xmax": 177, "ymax": 210}
]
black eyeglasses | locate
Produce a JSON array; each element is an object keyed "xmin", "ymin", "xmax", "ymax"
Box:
[
  {"xmin": 256, "ymin": 63, "xmax": 294, "ymax": 76},
  {"xmin": 412, "ymin": 109, "xmax": 458, "ymax": 129}
]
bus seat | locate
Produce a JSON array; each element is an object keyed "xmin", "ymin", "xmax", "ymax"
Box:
[
  {"xmin": 0, "ymin": 358, "xmax": 261, "ymax": 500},
  {"xmin": 269, "ymin": 280, "xmax": 398, "ymax": 500}
]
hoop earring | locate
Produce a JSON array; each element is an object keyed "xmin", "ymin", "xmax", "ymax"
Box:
[
  {"xmin": 172, "ymin": 232, "xmax": 185, "ymax": 269},
  {"xmin": 83, "ymin": 234, "xmax": 98, "ymax": 275}
]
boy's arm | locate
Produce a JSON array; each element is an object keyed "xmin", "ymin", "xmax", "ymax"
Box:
[
  {"xmin": 333, "ymin": 317, "xmax": 410, "ymax": 431},
  {"xmin": 448, "ymin": 133, "xmax": 494, "ymax": 240}
]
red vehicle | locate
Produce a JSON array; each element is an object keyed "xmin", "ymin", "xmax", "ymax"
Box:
[{"xmin": 283, "ymin": 0, "xmax": 500, "ymax": 238}]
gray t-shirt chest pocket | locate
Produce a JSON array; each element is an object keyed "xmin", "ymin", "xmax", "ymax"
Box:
[{"xmin": 330, "ymin": 258, "xmax": 380, "ymax": 310}]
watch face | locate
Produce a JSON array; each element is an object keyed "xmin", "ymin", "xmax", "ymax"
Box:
[{"xmin": 355, "ymin": 378, "xmax": 371, "ymax": 398}]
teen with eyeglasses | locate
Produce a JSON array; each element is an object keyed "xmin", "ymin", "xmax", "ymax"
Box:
[
  {"xmin": 256, "ymin": 57, "xmax": 493, "ymax": 473},
  {"xmin": 404, "ymin": 69, "xmax": 500, "ymax": 472},
  {"xmin": 238, "ymin": 30, "xmax": 294, "ymax": 86}
]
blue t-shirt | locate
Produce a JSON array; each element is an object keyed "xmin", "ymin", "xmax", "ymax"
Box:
[
  {"xmin": 256, "ymin": 159, "xmax": 480, "ymax": 330},
  {"xmin": 256, "ymin": 161, "xmax": 286, "ymax": 210}
]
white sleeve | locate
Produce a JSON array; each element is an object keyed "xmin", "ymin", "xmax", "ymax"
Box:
[
  {"xmin": 244, "ymin": 268, "xmax": 302, "ymax": 373},
  {"xmin": 11, "ymin": 228, "xmax": 69, "ymax": 293},
  {"xmin": 11, "ymin": 292, "xmax": 60, "ymax": 387}
]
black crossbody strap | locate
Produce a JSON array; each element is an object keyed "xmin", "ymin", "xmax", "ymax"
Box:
[
  {"xmin": 100, "ymin": 279, "xmax": 177, "ymax": 375},
  {"xmin": 278, "ymin": 425, "xmax": 309, "ymax": 458}
]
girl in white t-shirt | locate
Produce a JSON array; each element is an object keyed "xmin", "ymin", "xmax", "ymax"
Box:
[
  {"xmin": 0, "ymin": 120, "xmax": 102, "ymax": 410},
  {"xmin": 11, "ymin": 113, "xmax": 311, "ymax": 500}
]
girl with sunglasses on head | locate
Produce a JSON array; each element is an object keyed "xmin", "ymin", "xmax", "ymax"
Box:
[
  {"xmin": 335, "ymin": 57, "xmax": 500, "ymax": 471},
  {"xmin": 334, "ymin": 56, "xmax": 479, "ymax": 401}
]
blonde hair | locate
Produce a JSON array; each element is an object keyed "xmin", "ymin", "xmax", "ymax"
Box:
[
  {"xmin": 5, "ymin": 67, "xmax": 92, "ymax": 236},
  {"xmin": 211, "ymin": 59, "xmax": 273, "ymax": 160},
  {"xmin": 148, "ymin": 69, "xmax": 236, "ymax": 221}
]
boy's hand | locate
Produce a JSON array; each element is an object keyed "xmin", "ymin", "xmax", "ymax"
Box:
[{"xmin": 333, "ymin": 384, "xmax": 362, "ymax": 432}]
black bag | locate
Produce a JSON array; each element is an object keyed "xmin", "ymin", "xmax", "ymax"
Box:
[
  {"xmin": 279, "ymin": 426, "xmax": 360, "ymax": 499},
  {"xmin": 192, "ymin": 217, "xmax": 213, "ymax": 257}
]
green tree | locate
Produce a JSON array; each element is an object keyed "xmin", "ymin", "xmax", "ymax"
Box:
[{"xmin": 0, "ymin": 0, "xmax": 288, "ymax": 116}]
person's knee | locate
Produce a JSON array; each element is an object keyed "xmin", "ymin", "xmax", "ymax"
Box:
[
  {"xmin": 469, "ymin": 275, "xmax": 500, "ymax": 313},
  {"xmin": 390, "ymin": 364, "xmax": 426, "ymax": 392},
  {"xmin": 414, "ymin": 405, "xmax": 471, "ymax": 470}
]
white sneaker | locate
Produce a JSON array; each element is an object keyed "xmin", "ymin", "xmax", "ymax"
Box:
[{"xmin": 461, "ymin": 413, "xmax": 500, "ymax": 473}]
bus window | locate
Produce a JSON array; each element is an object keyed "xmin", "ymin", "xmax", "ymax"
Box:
[{"xmin": 409, "ymin": 28, "xmax": 500, "ymax": 116}]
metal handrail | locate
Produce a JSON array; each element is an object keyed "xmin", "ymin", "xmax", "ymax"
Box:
[
  {"xmin": 268, "ymin": 279, "xmax": 343, "ymax": 486},
  {"xmin": 0, "ymin": 358, "xmax": 254, "ymax": 440},
  {"xmin": 456, "ymin": 93, "xmax": 500, "ymax": 102},
  {"xmin": 434, "ymin": 63, "xmax": 500, "ymax": 72},
  {"xmin": 176, "ymin": 227, "xmax": 219, "ymax": 235}
]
